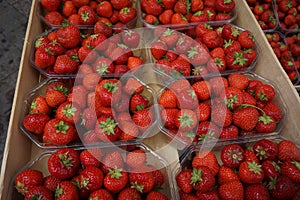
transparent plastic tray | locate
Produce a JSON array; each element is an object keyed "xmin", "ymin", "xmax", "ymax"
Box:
[
  {"xmin": 137, "ymin": 0, "xmax": 237, "ymax": 30},
  {"xmin": 37, "ymin": 0, "xmax": 138, "ymax": 30},
  {"xmin": 8, "ymin": 143, "xmax": 176, "ymax": 200},
  {"xmin": 19, "ymin": 72, "xmax": 158, "ymax": 149},
  {"xmin": 156, "ymin": 71, "xmax": 287, "ymax": 149}
]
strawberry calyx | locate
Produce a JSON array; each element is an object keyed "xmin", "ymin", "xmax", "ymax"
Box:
[
  {"xmin": 247, "ymin": 161, "xmax": 262, "ymax": 174},
  {"xmin": 225, "ymin": 93, "xmax": 239, "ymax": 109},
  {"xmin": 224, "ymin": 0, "xmax": 233, "ymax": 4},
  {"xmin": 254, "ymin": 145, "xmax": 268, "ymax": 160},
  {"xmin": 53, "ymin": 85, "xmax": 69, "ymax": 95},
  {"xmin": 187, "ymin": 47, "xmax": 199, "ymax": 59},
  {"xmin": 206, "ymin": 9, "xmax": 214, "ymax": 18},
  {"xmin": 258, "ymin": 115, "xmax": 274, "ymax": 125},
  {"xmin": 214, "ymin": 57, "xmax": 225, "ymax": 68},
  {"xmin": 58, "ymin": 151, "xmax": 74, "ymax": 167},
  {"xmin": 291, "ymin": 161, "xmax": 300, "ymax": 170},
  {"xmin": 177, "ymin": 37, "xmax": 185, "ymax": 45},
  {"xmin": 55, "ymin": 121, "xmax": 70, "ymax": 134},
  {"xmin": 96, "ymin": 63, "xmax": 109, "ymax": 75},
  {"xmin": 99, "ymin": 118, "xmax": 118, "ymax": 135},
  {"xmin": 204, "ymin": 24, "xmax": 213, "ymax": 30},
  {"xmin": 224, "ymin": 39, "xmax": 233, "ymax": 48},
  {"xmin": 103, "ymin": 82, "xmax": 119, "ymax": 93},
  {"xmin": 108, "ymin": 168, "xmax": 123, "ymax": 179},
  {"xmin": 81, "ymin": 11, "xmax": 90, "ymax": 22},
  {"xmin": 183, "ymin": 130, "xmax": 196, "ymax": 141},
  {"xmin": 62, "ymin": 104, "xmax": 77, "ymax": 118},
  {"xmin": 188, "ymin": 89, "xmax": 197, "ymax": 100},
  {"xmin": 232, "ymin": 52, "xmax": 248, "ymax": 66},
  {"xmin": 163, "ymin": 28, "xmax": 175, "ymax": 36},
  {"xmin": 216, "ymin": 27, "xmax": 223, "ymax": 34},
  {"xmin": 16, "ymin": 181, "xmax": 27, "ymax": 195},
  {"xmin": 80, "ymin": 32, "xmax": 91, "ymax": 39},
  {"xmin": 186, "ymin": 0, "xmax": 191, "ymax": 14},
  {"xmin": 30, "ymin": 100, "xmax": 37, "ymax": 112},
  {"xmin": 231, "ymin": 26, "xmax": 240, "ymax": 37},
  {"xmin": 45, "ymin": 48, "xmax": 55, "ymax": 56},
  {"xmin": 55, "ymin": 185, "xmax": 63, "ymax": 198},
  {"xmin": 193, "ymin": 10, "xmax": 204, "ymax": 16},
  {"xmin": 198, "ymin": 130, "xmax": 215, "ymax": 141},
  {"xmin": 272, "ymin": 161, "xmax": 281, "ymax": 173},
  {"xmin": 190, "ymin": 167, "xmax": 203, "ymax": 185},
  {"xmin": 120, "ymin": 7, "xmax": 130, "ymax": 14},
  {"xmin": 267, "ymin": 176, "xmax": 277, "ymax": 190},
  {"xmin": 35, "ymin": 37, "xmax": 45, "ymax": 48},
  {"xmin": 131, "ymin": 182, "xmax": 144, "ymax": 193},
  {"xmin": 178, "ymin": 112, "xmax": 195, "ymax": 128},
  {"xmin": 192, "ymin": 66, "xmax": 205, "ymax": 75}
]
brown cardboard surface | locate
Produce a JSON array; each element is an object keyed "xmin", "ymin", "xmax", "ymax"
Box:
[{"xmin": 1, "ymin": 0, "xmax": 300, "ymax": 199}]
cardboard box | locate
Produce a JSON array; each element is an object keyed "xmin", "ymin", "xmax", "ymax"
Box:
[{"xmin": 1, "ymin": 0, "xmax": 300, "ymax": 199}]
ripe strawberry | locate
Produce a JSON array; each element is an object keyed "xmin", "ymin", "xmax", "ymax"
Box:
[
  {"xmin": 261, "ymin": 160, "xmax": 281, "ymax": 181},
  {"xmin": 192, "ymin": 81, "xmax": 211, "ymax": 101},
  {"xmin": 118, "ymin": 188, "xmax": 142, "ymax": 200},
  {"xmin": 94, "ymin": 21, "xmax": 113, "ymax": 38},
  {"xmin": 146, "ymin": 190, "xmax": 168, "ymax": 200},
  {"xmin": 44, "ymin": 175, "xmax": 61, "ymax": 192},
  {"xmin": 93, "ymin": 57, "xmax": 115, "ymax": 76},
  {"xmin": 88, "ymin": 189, "xmax": 113, "ymax": 200},
  {"xmin": 151, "ymin": 41, "xmax": 168, "ymax": 60},
  {"xmin": 126, "ymin": 149, "xmax": 146, "ymax": 169},
  {"xmin": 95, "ymin": 79, "xmax": 122, "ymax": 107},
  {"xmin": 146, "ymin": 164, "xmax": 165, "ymax": 187},
  {"xmin": 159, "ymin": 89, "xmax": 177, "ymax": 108},
  {"xmin": 79, "ymin": 166, "xmax": 104, "ymax": 192},
  {"xmin": 68, "ymin": 14, "xmax": 81, "ymax": 25},
  {"xmin": 129, "ymin": 93, "xmax": 149, "ymax": 113},
  {"xmin": 159, "ymin": 9, "xmax": 173, "ymax": 24},
  {"xmin": 160, "ymin": 28, "xmax": 179, "ymax": 48},
  {"xmin": 44, "ymin": 11, "xmax": 64, "ymax": 25},
  {"xmin": 56, "ymin": 25, "xmax": 80, "ymax": 49},
  {"xmin": 220, "ymin": 125, "xmax": 239, "ymax": 139},
  {"xmin": 160, "ymin": 108, "xmax": 178, "ymax": 129},
  {"xmin": 176, "ymin": 169, "xmax": 193, "ymax": 193},
  {"xmin": 48, "ymin": 148, "xmax": 80, "ymax": 180},
  {"xmin": 56, "ymin": 101, "xmax": 80, "ymax": 124},
  {"xmin": 245, "ymin": 183, "xmax": 270, "ymax": 200},
  {"xmin": 218, "ymin": 181, "xmax": 244, "ymax": 200},
  {"xmin": 55, "ymin": 181, "xmax": 79, "ymax": 200},
  {"xmin": 122, "ymin": 30, "xmax": 140, "ymax": 48},
  {"xmin": 175, "ymin": 109, "xmax": 198, "ymax": 131},
  {"xmin": 101, "ymin": 151, "xmax": 125, "ymax": 174},
  {"xmin": 187, "ymin": 46, "xmax": 210, "ymax": 66},
  {"xmin": 123, "ymin": 78, "xmax": 144, "ymax": 95},
  {"xmin": 238, "ymin": 30, "xmax": 255, "ymax": 49},
  {"xmin": 111, "ymin": 0, "xmax": 131, "ymax": 10},
  {"xmin": 228, "ymin": 73, "xmax": 249, "ymax": 90},
  {"xmin": 239, "ymin": 161, "xmax": 264, "ymax": 184},
  {"xmin": 224, "ymin": 87, "xmax": 243, "ymax": 110},
  {"xmin": 25, "ymin": 186, "xmax": 53, "ymax": 200},
  {"xmin": 80, "ymin": 148, "xmax": 102, "ymax": 168},
  {"xmin": 226, "ymin": 50, "xmax": 249, "ymax": 70},
  {"xmin": 40, "ymin": 0, "xmax": 60, "ymax": 12},
  {"xmin": 15, "ymin": 169, "xmax": 44, "ymax": 195},
  {"xmin": 179, "ymin": 190, "xmax": 198, "ymax": 200},
  {"xmin": 22, "ymin": 113, "xmax": 50, "ymax": 135},
  {"xmin": 196, "ymin": 121, "xmax": 220, "ymax": 140},
  {"xmin": 104, "ymin": 168, "xmax": 128, "ymax": 193},
  {"xmin": 211, "ymin": 103, "xmax": 233, "ymax": 127},
  {"xmin": 46, "ymin": 40, "xmax": 65, "ymax": 56},
  {"xmin": 221, "ymin": 144, "xmax": 245, "ymax": 168},
  {"xmin": 278, "ymin": 140, "xmax": 300, "ymax": 162},
  {"xmin": 81, "ymin": 107, "xmax": 97, "ymax": 130},
  {"xmin": 119, "ymin": 7, "xmax": 137, "ymax": 24},
  {"xmin": 253, "ymin": 138, "xmax": 278, "ymax": 161},
  {"xmin": 255, "ymin": 83, "xmax": 275, "ymax": 102},
  {"xmin": 218, "ymin": 165, "xmax": 240, "ymax": 185},
  {"xmin": 132, "ymin": 109, "xmax": 153, "ymax": 131},
  {"xmin": 197, "ymin": 103, "xmax": 210, "ymax": 122},
  {"xmin": 270, "ymin": 176, "xmax": 296, "ymax": 200},
  {"xmin": 242, "ymin": 91, "xmax": 256, "ymax": 106},
  {"xmin": 34, "ymin": 48, "xmax": 56, "ymax": 69},
  {"xmin": 192, "ymin": 150, "xmax": 220, "ymax": 176},
  {"xmin": 233, "ymin": 106, "xmax": 259, "ymax": 131},
  {"xmin": 143, "ymin": 0, "xmax": 163, "ymax": 16},
  {"xmin": 118, "ymin": 120, "xmax": 140, "ymax": 141},
  {"xmin": 62, "ymin": 1, "xmax": 77, "ymax": 17},
  {"xmin": 223, "ymin": 40, "xmax": 241, "ymax": 55},
  {"xmin": 43, "ymin": 119, "xmax": 76, "ymax": 145},
  {"xmin": 129, "ymin": 166, "xmax": 155, "ymax": 193},
  {"xmin": 78, "ymin": 5, "xmax": 97, "ymax": 25},
  {"xmin": 144, "ymin": 14, "xmax": 159, "ymax": 25},
  {"xmin": 96, "ymin": 1, "xmax": 113, "ymax": 18},
  {"xmin": 281, "ymin": 160, "xmax": 300, "ymax": 183},
  {"xmin": 127, "ymin": 56, "xmax": 143, "ymax": 71},
  {"xmin": 170, "ymin": 56, "xmax": 191, "ymax": 76},
  {"xmin": 54, "ymin": 54, "xmax": 80, "ymax": 74},
  {"xmin": 263, "ymin": 102, "xmax": 282, "ymax": 122},
  {"xmin": 95, "ymin": 116, "xmax": 121, "ymax": 142}
]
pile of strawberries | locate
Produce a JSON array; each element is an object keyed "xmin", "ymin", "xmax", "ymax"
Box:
[
  {"xmin": 33, "ymin": 25, "xmax": 143, "ymax": 76},
  {"xmin": 286, "ymin": 32, "xmax": 300, "ymax": 73},
  {"xmin": 140, "ymin": 0, "xmax": 236, "ymax": 26},
  {"xmin": 150, "ymin": 24, "xmax": 257, "ymax": 77},
  {"xmin": 265, "ymin": 32, "xmax": 299, "ymax": 84},
  {"xmin": 14, "ymin": 146, "xmax": 170, "ymax": 199},
  {"xmin": 246, "ymin": 0, "xmax": 278, "ymax": 31},
  {"xmin": 22, "ymin": 77, "xmax": 155, "ymax": 146},
  {"xmin": 275, "ymin": 0, "xmax": 300, "ymax": 31},
  {"xmin": 39, "ymin": 0, "xmax": 137, "ymax": 28},
  {"xmin": 158, "ymin": 73, "xmax": 284, "ymax": 144},
  {"xmin": 176, "ymin": 138, "xmax": 300, "ymax": 199}
]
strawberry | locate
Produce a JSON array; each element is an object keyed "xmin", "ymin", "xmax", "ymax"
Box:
[
  {"xmin": 78, "ymin": 5, "xmax": 97, "ymax": 25},
  {"xmin": 159, "ymin": 89, "xmax": 177, "ymax": 108},
  {"xmin": 40, "ymin": 0, "xmax": 60, "ymax": 12},
  {"xmin": 132, "ymin": 109, "xmax": 153, "ymax": 131},
  {"xmin": 56, "ymin": 101, "xmax": 81, "ymax": 124},
  {"xmin": 119, "ymin": 7, "xmax": 137, "ymax": 24},
  {"xmin": 81, "ymin": 107, "xmax": 97, "ymax": 130},
  {"xmin": 56, "ymin": 25, "xmax": 80, "ymax": 49},
  {"xmin": 221, "ymin": 24, "xmax": 240, "ymax": 41},
  {"xmin": 233, "ymin": 106, "xmax": 259, "ymax": 131},
  {"xmin": 263, "ymin": 102, "xmax": 282, "ymax": 122},
  {"xmin": 192, "ymin": 81, "xmax": 211, "ymax": 101},
  {"xmin": 144, "ymin": 14, "xmax": 159, "ymax": 25},
  {"xmin": 179, "ymin": 190, "xmax": 198, "ymax": 200},
  {"xmin": 176, "ymin": 89, "xmax": 198, "ymax": 110},
  {"xmin": 22, "ymin": 113, "xmax": 50, "ymax": 135},
  {"xmin": 129, "ymin": 166, "xmax": 155, "ymax": 193},
  {"xmin": 239, "ymin": 161, "xmax": 264, "ymax": 184},
  {"xmin": 255, "ymin": 83, "xmax": 275, "ymax": 102},
  {"xmin": 126, "ymin": 149, "xmax": 146, "ymax": 169},
  {"xmin": 62, "ymin": 1, "xmax": 77, "ymax": 17},
  {"xmin": 228, "ymin": 73, "xmax": 249, "ymax": 90},
  {"xmin": 196, "ymin": 121, "xmax": 220, "ymax": 140},
  {"xmin": 15, "ymin": 169, "xmax": 44, "ymax": 195},
  {"xmin": 143, "ymin": 0, "xmax": 164, "ymax": 16},
  {"xmin": 79, "ymin": 166, "xmax": 104, "ymax": 192},
  {"xmin": 95, "ymin": 116, "xmax": 121, "ymax": 142},
  {"xmin": 175, "ymin": 109, "xmax": 198, "ymax": 131},
  {"xmin": 220, "ymin": 125, "xmax": 239, "ymax": 139},
  {"xmin": 118, "ymin": 120, "xmax": 140, "ymax": 140},
  {"xmin": 48, "ymin": 148, "xmax": 80, "ymax": 180},
  {"xmin": 221, "ymin": 144, "xmax": 245, "ymax": 168},
  {"xmin": 160, "ymin": 108, "xmax": 179, "ymax": 129},
  {"xmin": 244, "ymin": 149, "xmax": 259, "ymax": 164},
  {"xmin": 129, "ymin": 93, "xmax": 149, "ymax": 113},
  {"xmin": 55, "ymin": 181, "xmax": 79, "ymax": 200},
  {"xmin": 34, "ymin": 48, "xmax": 56, "ymax": 69},
  {"xmin": 46, "ymin": 40, "xmax": 65, "ymax": 56},
  {"xmin": 111, "ymin": 0, "xmax": 131, "ymax": 10},
  {"xmin": 80, "ymin": 148, "xmax": 102, "ymax": 168},
  {"xmin": 223, "ymin": 40, "xmax": 241, "ymax": 54},
  {"xmin": 281, "ymin": 160, "xmax": 300, "ymax": 183},
  {"xmin": 159, "ymin": 9, "xmax": 174, "ymax": 24},
  {"xmin": 219, "ymin": 181, "xmax": 244, "ymax": 200},
  {"xmin": 176, "ymin": 169, "xmax": 193, "ymax": 193},
  {"xmin": 103, "ymin": 168, "xmax": 128, "ymax": 193},
  {"xmin": 96, "ymin": 1, "xmax": 113, "ymax": 18},
  {"xmin": 192, "ymin": 150, "xmax": 220, "ymax": 176},
  {"xmin": 35, "ymin": 36, "xmax": 50, "ymax": 50},
  {"xmin": 146, "ymin": 164, "xmax": 165, "ymax": 187},
  {"xmin": 44, "ymin": 175, "xmax": 61, "ymax": 192},
  {"xmin": 151, "ymin": 41, "xmax": 168, "ymax": 60},
  {"xmin": 171, "ymin": 13, "xmax": 188, "ymax": 25},
  {"xmin": 175, "ymin": 36, "xmax": 195, "ymax": 55},
  {"xmin": 246, "ymin": 79, "xmax": 263, "ymax": 96},
  {"xmin": 253, "ymin": 139, "xmax": 278, "ymax": 161},
  {"xmin": 215, "ymin": 0, "xmax": 235, "ymax": 12},
  {"xmin": 146, "ymin": 191, "xmax": 168, "ymax": 200},
  {"xmin": 278, "ymin": 140, "xmax": 300, "ymax": 161},
  {"xmin": 270, "ymin": 176, "xmax": 296, "ymax": 200},
  {"xmin": 160, "ymin": 28, "xmax": 179, "ymax": 48},
  {"xmin": 226, "ymin": 50, "xmax": 249, "ymax": 70},
  {"xmin": 170, "ymin": 56, "xmax": 191, "ymax": 76},
  {"xmin": 101, "ymin": 151, "xmax": 125, "ymax": 174},
  {"xmin": 123, "ymin": 78, "xmax": 144, "ymax": 95},
  {"xmin": 68, "ymin": 14, "xmax": 81, "ymax": 25},
  {"xmin": 122, "ymin": 30, "xmax": 140, "ymax": 48},
  {"xmin": 93, "ymin": 57, "xmax": 115, "ymax": 76},
  {"xmin": 187, "ymin": 46, "xmax": 210, "ymax": 66},
  {"xmin": 218, "ymin": 165, "xmax": 240, "ymax": 185},
  {"xmin": 88, "ymin": 189, "xmax": 113, "ymax": 200},
  {"xmin": 94, "ymin": 21, "xmax": 113, "ymax": 38},
  {"xmin": 224, "ymin": 87, "xmax": 243, "ymax": 110},
  {"xmin": 211, "ymin": 103, "xmax": 233, "ymax": 127},
  {"xmin": 25, "ymin": 186, "xmax": 53, "ymax": 200},
  {"xmin": 197, "ymin": 103, "xmax": 210, "ymax": 122},
  {"xmin": 54, "ymin": 54, "xmax": 79, "ymax": 74},
  {"xmin": 127, "ymin": 56, "xmax": 143, "ymax": 71},
  {"xmin": 261, "ymin": 160, "xmax": 281, "ymax": 181},
  {"xmin": 118, "ymin": 188, "xmax": 142, "ymax": 200},
  {"xmin": 238, "ymin": 30, "xmax": 255, "ymax": 49},
  {"xmin": 245, "ymin": 183, "xmax": 270, "ymax": 200},
  {"xmin": 256, "ymin": 116, "xmax": 276, "ymax": 136},
  {"xmin": 95, "ymin": 79, "xmax": 122, "ymax": 107}
]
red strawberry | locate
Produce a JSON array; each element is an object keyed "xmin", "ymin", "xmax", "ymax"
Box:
[
  {"xmin": 118, "ymin": 188, "xmax": 142, "ymax": 200},
  {"xmin": 160, "ymin": 28, "xmax": 179, "ymax": 48},
  {"xmin": 94, "ymin": 21, "xmax": 113, "ymax": 38},
  {"xmin": 95, "ymin": 116, "xmax": 121, "ymax": 142},
  {"xmin": 146, "ymin": 191, "xmax": 168, "ymax": 200},
  {"xmin": 96, "ymin": 1, "xmax": 113, "ymax": 18},
  {"xmin": 211, "ymin": 103, "xmax": 233, "ymax": 127},
  {"xmin": 221, "ymin": 144, "xmax": 245, "ymax": 168},
  {"xmin": 46, "ymin": 40, "xmax": 65, "ymax": 56},
  {"xmin": 93, "ymin": 57, "xmax": 115, "ymax": 76},
  {"xmin": 228, "ymin": 73, "xmax": 249, "ymax": 90},
  {"xmin": 129, "ymin": 93, "xmax": 149, "ymax": 113},
  {"xmin": 224, "ymin": 87, "xmax": 243, "ymax": 111},
  {"xmin": 245, "ymin": 184, "xmax": 270, "ymax": 200},
  {"xmin": 255, "ymin": 83, "xmax": 275, "ymax": 102},
  {"xmin": 55, "ymin": 181, "xmax": 79, "ymax": 200},
  {"xmin": 219, "ymin": 181, "xmax": 244, "ymax": 200},
  {"xmin": 143, "ymin": 0, "xmax": 163, "ymax": 16},
  {"xmin": 80, "ymin": 148, "xmax": 102, "ymax": 168},
  {"xmin": 233, "ymin": 106, "xmax": 259, "ymax": 131},
  {"xmin": 126, "ymin": 149, "xmax": 146, "ymax": 169},
  {"xmin": 15, "ymin": 169, "xmax": 44, "ymax": 195},
  {"xmin": 223, "ymin": 40, "xmax": 241, "ymax": 55},
  {"xmin": 132, "ymin": 109, "xmax": 153, "ymax": 131},
  {"xmin": 176, "ymin": 169, "xmax": 193, "ymax": 193},
  {"xmin": 159, "ymin": 89, "xmax": 177, "ymax": 108},
  {"xmin": 88, "ymin": 189, "xmax": 113, "ymax": 200},
  {"xmin": 262, "ymin": 102, "xmax": 282, "ymax": 122},
  {"xmin": 129, "ymin": 166, "xmax": 155, "ymax": 193},
  {"xmin": 81, "ymin": 108, "xmax": 97, "ymax": 130},
  {"xmin": 34, "ymin": 48, "xmax": 56, "ymax": 69},
  {"xmin": 22, "ymin": 113, "xmax": 50, "ymax": 135},
  {"xmin": 151, "ymin": 41, "xmax": 168, "ymax": 60},
  {"xmin": 270, "ymin": 176, "xmax": 296, "ymax": 200},
  {"xmin": 196, "ymin": 121, "xmax": 220, "ymax": 140},
  {"xmin": 111, "ymin": 0, "xmax": 131, "ymax": 10},
  {"xmin": 40, "ymin": 0, "xmax": 60, "ymax": 11},
  {"xmin": 192, "ymin": 81, "xmax": 211, "ymax": 101},
  {"xmin": 62, "ymin": 1, "xmax": 77, "ymax": 17},
  {"xmin": 104, "ymin": 168, "xmax": 128, "ymax": 193},
  {"xmin": 239, "ymin": 161, "xmax": 264, "ymax": 184},
  {"xmin": 261, "ymin": 160, "xmax": 281, "ymax": 181},
  {"xmin": 123, "ymin": 78, "xmax": 144, "ymax": 95},
  {"xmin": 44, "ymin": 175, "xmax": 61, "ymax": 192},
  {"xmin": 187, "ymin": 46, "xmax": 210, "ymax": 66},
  {"xmin": 78, "ymin": 5, "xmax": 97, "ymax": 25},
  {"xmin": 192, "ymin": 150, "xmax": 220, "ymax": 176},
  {"xmin": 278, "ymin": 140, "xmax": 300, "ymax": 162},
  {"xmin": 25, "ymin": 186, "xmax": 53, "ymax": 200},
  {"xmin": 48, "ymin": 148, "xmax": 80, "ymax": 180},
  {"xmin": 118, "ymin": 120, "xmax": 140, "ymax": 141},
  {"xmin": 226, "ymin": 50, "xmax": 249, "ymax": 70},
  {"xmin": 220, "ymin": 125, "xmax": 239, "ymax": 139},
  {"xmin": 159, "ymin": 9, "xmax": 173, "ymax": 24},
  {"xmin": 119, "ymin": 7, "xmax": 137, "ymax": 24},
  {"xmin": 218, "ymin": 165, "xmax": 240, "ymax": 185},
  {"xmin": 281, "ymin": 160, "xmax": 300, "ymax": 183},
  {"xmin": 102, "ymin": 151, "xmax": 124, "ymax": 174},
  {"xmin": 215, "ymin": 0, "xmax": 235, "ymax": 12},
  {"xmin": 170, "ymin": 56, "xmax": 191, "ymax": 76},
  {"xmin": 238, "ymin": 30, "xmax": 255, "ymax": 49},
  {"xmin": 95, "ymin": 79, "xmax": 122, "ymax": 107},
  {"xmin": 175, "ymin": 109, "xmax": 198, "ymax": 131},
  {"xmin": 160, "ymin": 108, "xmax": 179, "ymax": 129},
  {"xmin": 56, "ymin": 25, "xmax": 80, "ymax": 49},
  {"xmin": 79, "ymin": 166, "xmax": 104, "ymax": 192},
  {"xmin": 56, "ymin": 101, "xmax": 81, "ymax": 124},
  {"xmin": 127, "ymin": 56, "xmax": 143, "ymax": 71},
  {"xmin": 54, "ymin": 54, "xmax": 79, "ymax": 74},
  {"xmin": 179, "ymin": 190, "xmax": 198, "ymax": 200},
  {"xmin": 146, "ymin": 164, "xmax": 165, "ymax": 187},
  {"xmin": 122, "ymin": 30, "xmax": 140, "ymax": 48},
  {"xmin": 253, "ymin": 138, "xmax": 278, "ymax": 161}
]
